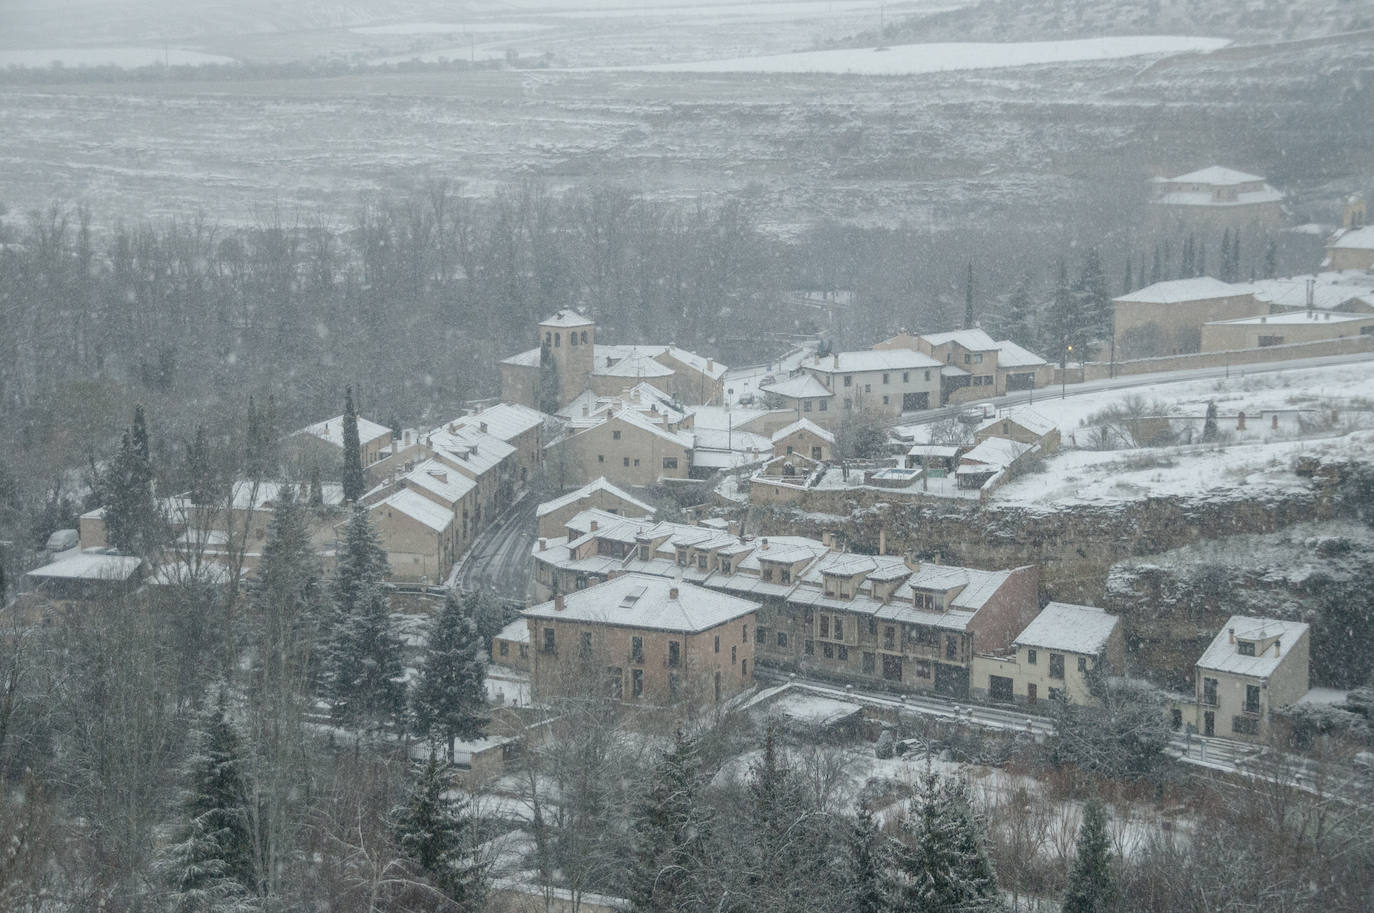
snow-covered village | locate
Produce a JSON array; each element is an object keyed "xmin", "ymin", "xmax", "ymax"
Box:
[{"xmin": 2, "ymin": 1, "xmax": 1374, "ymax": 912}]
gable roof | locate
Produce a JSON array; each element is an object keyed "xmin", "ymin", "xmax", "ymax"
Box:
[
  {"xmin": 595, "ymin": 352, "xmax": 675, "ymax": 378},
  {"xmin": 608, "ymin": 407, "xmax": 695, "ymax": 449},
  {"xmin": 1015, "ymin": 602, "xmax": 1119, "ymax": 655},
  {"xmin": 536, "ymin": 477, "xmax": 656, "ymax": 519},
  {"xmin": 28, "ymin": 552, "xmax": 142, "ymax": 581},
  {"xmin": 1115, "ymin": 276, "xmax": 1244, "ymax": 304},
  {"xmin": 976, "ymin": 408, "xmax": 1056, "ymax": 438},
  {"xmin": 958, "ymin": 436, "xmax": 1032, "ymax": 469},
  {"xmin": 373, "ymin": 488, "xmax": 452, "ymax": 533},
  {"xmin": 500, "ymin": 347, "xmax": 542, "ymax": 368},
  {"xmin": 404, "ymin": 459, "xmax": 477, "ymax": 503},
  {"xmin": 771, "ymin": 418, "xmax": 836, "ymax": 445},
  {"xmin": 993, "ymin": 339, "xmax": 1048, "ymax": 368},
  {"xmin": 761, "ymin": 374, "xmax": 834, "ymax": 400},
  {"xmin": 524, "ymin": 573, "xmax": 758, "ymax": 633},
  {"xmin": 920, "ymin": 328, "xmax": 999, "ymax": 350},
  {"xmin": 804, "ymin": 349, "xmax": 940, "ymax": 374},
  {"xmin": 1328, "ymin": 225, "xmax": 1374, "ymax": 251},
  {"xmin": 450, "ymin": 403, "xmax": 545, "ymax": 442},
  {"xmin": 427, "ymin": 427, "xmax": 516, "ymax": 477},
  {"xmin": 539, "ymin": 309, "xmax": 594, "ymax": 328}
]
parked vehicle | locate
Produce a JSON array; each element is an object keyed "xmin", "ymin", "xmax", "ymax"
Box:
[{"xmin": 957, "ymin": 402, "xmax": 996, "ymax": 424}]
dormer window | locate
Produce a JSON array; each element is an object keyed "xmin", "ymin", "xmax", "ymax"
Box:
[
  {"xmin": 638, "ymin": 545, "xmax": 650, "ymax": 561},
  {"xmin": 1238, "ymin": 641, "xmax": 1256, "ymax": 656}
]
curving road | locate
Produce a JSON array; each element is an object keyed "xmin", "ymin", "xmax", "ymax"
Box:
[{"xmin": 449, "ymin": 494, "xmax": 538, "ymax": 606}]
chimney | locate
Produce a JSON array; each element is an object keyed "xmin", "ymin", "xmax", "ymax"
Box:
[
  {"xmin": 1274, "ymin": 638, "xmax": 1281, "ymax": 656},
  {"xmin": 706, "ymin": 358, "xmax": 714, "ymax": 372},
  {"xmin": 539, "ymin": 538, "xmax": 547, "ymax": 551},
  {"xmin": 480, "ymin": 421, "xmax": 488, "ymax": 433},
  {"xmin": 761, "ymin": 538, "xmax": 769, "ymax": 550},
  {"xmin": 669, "ymin": 586, "xmax": 679, "ymax": 600},
  {"xmin": 554, "ymin": 594, "xmax": 566, "ymax": 612},
  {"xmin": 879, "ymin": 528, "xmax": 887, "ymax": 556},
  {"xmin": 832, "ymin": 353, "xmax": 839, "ymax": 369},
  {"xmin": 1228, "ymin": 627, "xmax": 1235, "ymax": 644},
  {"xmin": 590, "ymin": 520, "xmax": 599, "ymax": 531}
]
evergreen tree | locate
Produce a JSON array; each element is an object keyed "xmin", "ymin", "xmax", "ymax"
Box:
[
  {"xmin": 412, "ymin": 590, "xmax": 490, "ymax": 755},
  {"xmin": 1122, "ymin": 257, "xmax": 1133, "ymax": 297},
  {"xmin": 104, "ymin": 405, "xmax": 163, "ymax": 556},
  {"xmin": 1002, "ymin": 275, "xmax": 1035, "ymax": 346},
  {"xmin": 1264, "ymin": 237, "xmax": 1278, "ymax": 279},
  {"xmin": 392, "ymin": 756, "xmax": 487, "ymax": 909},
  {"xmin": 158, "ymin": 696, "xmax": 258, "ymax": 911},
  {"xmin": 325, "ymin": 506, "xmax": 405, "ymax": 735},
  {"xmin": 538, "ymin": 340, "xmax": 561, "ymax": 414},
  {"xmin": 1076, "ymin": 247, "xmax": 1111, "ymax": 342},
  {"xmin": 1203, "ymin": 400, "xmax": 1219, "ymax": 442},
  {"xmin": 746, "ymin": 726, "xmax": 826, "ymax": 913},
  {"xmin": 185, "ymin": 424, "xmax": 217, "ymax": 507},
  {"xmin": 628, "ymin": 729, "xmax": 714, "ymax": 913},
  {"xmin": 846, "ymin": 806, "xmax": 890, "ymax": 913},
  {"xmin": 1149, "ymin": 242, "xmax": 1162, "ymax": 285},
  {"xmin": 341, "ymin": 385, "xmax": 366, "ymax": 503},
  {"xmin": 1063, "ymin": 799, "xmax": 1117, "ymax": 913},
  {"xmin": 1230, "ymin": 227, "xmax": 1243, "ymax": 281},
  {"xmin": 1180, "ymin": 234, "xmax": 1195, "ymax": 278},
  {"xmin": 963, "ymin": 261, "xmax": 975, "ymax": 330},
  {"xmin": 1220, "ymin": 228, "xmax": 1234, "ymax": 281},
  {"xmin": 1195, "ymin": 239, "xmax": 1206, "ymax": 277},
  {"xmin": 1044, "ymin": 258, "xmax": 1083, "ymax": 365},
  {"xmin": 307, "ymin": 464, "xmax": 323, "ymax": 508},
  {"xmin": 890, "ymin": 771, "xmax": 999, "ymax": 913}
]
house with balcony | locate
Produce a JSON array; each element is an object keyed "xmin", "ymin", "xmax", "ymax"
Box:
[
  {"xmin": 523, "ymin": 574, "xmax": 758, "ymax": 710},
  {"xmin": 1194, "ymin": 615, "xmax": 1310, "ymax": 742}
]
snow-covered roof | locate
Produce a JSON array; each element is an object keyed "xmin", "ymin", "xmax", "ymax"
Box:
[
  {"xmin": 524, "ymin": 573, "xmax": 758, "ymax": 633},
  {"xmin": 907, "ymin": 444, "xmax": 959, "ymax": 458},
  {"xmin": 595, "ymin": 352, "xmax": 675, "ymax": 378},
  {"xmin": 1154, "ymin": 188, "xmax": 1283, "ymax": 208},
  {"xmin": 495, "ymin": 618, "xmax": 530, "ymax": 644},
  {"xmin": 607, "ymin": 407, "xmax": 695, "ymax": 449},
  {"xmin": 1328, "ymin": 225, "xmax": 1374, "ymax": 250},
  {"xmin": 804, "ymin": 349, "xmax": 940, "ymax": 374},
  {"xmin": 975, "ymin": 408, "xmax": 1057, "ymax": 438},
  {"xmin": 1115, "ymin": 276, "xmax": 1245, "ymax": 304},
  {"xmin": 771, "ymin": 418, "xmax": 836, "ymax": 445},
  {"xmin": 428, "ymin": 427, "xmax": 516, "ymax": 477},
  {"xmin": 1196, "ymin": 615, "xmax": 1309, "ymax": 679},
  {"xmin": 1014, "ymin": 602, "xmax": 1119, "ymax": 655},
  {"xmin": 500, "ymin": 346, "xmax": 542, "ymax": 368},
  {"xmin": 663, "ymin": 345, "xmax": 727, "ymax": 379},
  {"xmin": 450, "ymin": 402, "xmax": 545, "ymax": 442},
  {"xmin": 536, "ymin": 477, "xmax": 655, "ymax": 519},
  {"xmin": 539, "ymin": 309, "xmax": 594, "ymax": 328},
  {"xmin": 920, "ymin": 328, "xmax": 999, "ymax": 350},
  {"xmin": 1206, "ymin": 310, "xmax": 1373, "ymax": 326},
  {"xmin": 993, "ymin": 340, "xmax": 1048, "ymax": 368},
  {"xmin": 1167, "ymin": 166, "xmax": 1266, "ymax": 185},
  {"xmin": 373, "ymin": 488, "xmax": 453, "ymax": 533},
  {"xmin": 761, "ymin": 374, "xmax": 834, "ymax": 400},
  {"xmin": 296, "ymin": 414, "xmax": 391, "ymax": 448},
  {"xmin": 404, "ymin": 459, "xmax": 477, "ymax": 503},
  {"xmin": 958, "ymin": 436, "xmax": 1032, "ymax": 469},
  {"xmin": 28, "ymin": 552, "xmax": 142, "ymax": 581},
  {"xmin": 231, "ymin": 480, "xmax": 345, "ymax": 511},
  {"xmin": 1239, "ymin": 272, "xmax": 1374, "ymax": 312}
]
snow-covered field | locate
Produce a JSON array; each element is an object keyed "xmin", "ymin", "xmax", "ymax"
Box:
[
  {"xmin": 615, "ymin": 35, "xmax": 1230, "ymax": 75},
  {"xmin": 0, "ymin": 47, "xmax": 236, "ymax": 67}
]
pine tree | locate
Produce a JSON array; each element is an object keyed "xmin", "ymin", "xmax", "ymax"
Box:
[
  {"xmin": 746, "ymin": 725, "xmax": 825, "ymax": 913},
  {"xmin": 411, "ymin": 591, "xmax": 490, "ymax": 755},
  {"xmin": 1122, "ymin": 257, "xmax": 1133, "ymax": 297},
  {"xmin": 963, "ymin": 261, "xmax": 975, "ymax": 330},
  {"xmin": 1195, "ymin": 239, "xmax": 1206, "ymax": 277},
  {"xmin": 1063, "ymin": 799, "xmax": 1117, "ymax": 913},
  {"xmin": 1044, "ymin": 258, "xmax": 1081, "ymax": 366},
  {"xmin": 104, "ymin": 405, "xmax": 163, "ymax": 556},
  {"xmin": 1220, "ymin": 228, "xmax": 1233, "ymax": 281},
  {"xmin": 1264, "ymin": 237, "xmax": 1278, "ymax": 279},
  {"xmin": 1203, "ymin": 400, "xmax": 1219, "ymax": 442},
  {"xmin": 158, "ymin": 696, "xmax": 258, "ymax": 911},
  {"xmin": 1077, "ymin": 247, "xmax": 1111, "ymax": 342},
  {"xmin": 846, "ymin": 806, "xmax": 890, "ymax": 913},
  {"xmin": 325, "ymin": 506, "xmax": 405, "ymax": 736},
  {"xmin": 1180, "ymin": 234, "xmax": 1195, "ymax": 278},
  {"xmin": 307, "ymin": 465, "xmax": 323, "ymax": 508},
  {"xmin": 341, "ymin": 386, "xmax": 365, "ymax": 503},
  {"xmin": 1149, "ymin": 242, "xmax": 1162, "ymax": 285},
  {"xmin": 1002, "ymin": 275, "xmax": 1035, "ymax": 346},
  {"xmin": 628, "ymin": 729, "xmax": 713, "ymax": 913},
  {"xmin": 392, "ymin": 756, "xmax": 487, "ymax": 909},
  {"xmin": 1230, "ymin": 227, "xmax": 1243, "ymax": 281},
  {"xmin": 186, "ymin": 424, "xmax": 217, "ymax": 507},
  {"xmin": 890, "ymin": 771, "xmax": 999, "ymax": 913}
]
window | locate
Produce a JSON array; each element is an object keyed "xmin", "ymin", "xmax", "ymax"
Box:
[
  {"xmin": 973, "ymin": 353, "xmax": 983, "ymax": 364},
  {"xmin": 714, "ymin": 635, "xmax": 720, "ymax": 654},
  {"xmin": 868, "ymin": 619, "xmax": 877, "ymax": 636},
  {"xmin": 638, "ymin": 545, "xmax": 650, "ymax": 560},
  {"xmin": 820, "ymin": 616, "xmax": 829, "ymax": 638},
  {"xmin": 742, "ymin": 659, "xmax": 749, "ymax": 677},
  {"xmin": 1232, "ymin": 715, "xmax": 1258, "ymax": 735},
  {"xmin": 612, "ymin": 429, "xmax": 621, "ymax": 440},
  {"xmin": 1048, "ymin": 687, "xmax": 1064, "ymax": 703},
  {"xmin": 819, "ymin": 400, "xmax": 828, "ymax": 412},
  {"xmin": 632, "ymin": 668, "xmax": 644, "ymax": 697},
  {"xmin": 882, "ymin": 373, "xmax": 890, "ymax": 384},
  {"xmin": 902, "ymin": 371, "xmax": 909, "ymax": 382},
  {"xmin": 598, "ymin": 454, "xmax": 605, "ymax": 463},
  {"xmin": 1026, "ymin": 649, "xmax": 1037, "ymax": 665},
  {"xmin": 663, "ymin": 457, "xmax": 679, "ymax": 469},
  {"xmin": 499, "ymin": 641, "xmax": 509, "ymax": 657},
  {"xmin": 834, "ymin": 618, "xmax": 844, "ymax": 640},
  {"xmin": 883, "ymin": 654, "xmax": 903, "ymax": 681},
  {"xmin": 963, "ymin": 353, "xmax": 971, "ymax": 364},
  {"xmin": 623, "ymin": 457, "xmax": 630, "ymax": 467},
  {"xmin": 884, "ymin": 626, "xmax": 896, "ymax": 650},
  {"xmin": 1202, "ymin": 677, "xmax": 1218, "ymax": 706},
  {"xmin": 755, "ymin": 627, "xmax": 764, "ymax": 644},
  {"xmin": 1245, "ymin": 684, "xmax": 1261, "ymax": 714},
  {"xmin": 915, "ymin": 660, "xmax": 931, "ymax": 680},
  {"xmin": 731, "ymin": 645, "xmax": 737, "ymax": 664},
  {"xmin": 634, "ymin": 458, "xmax": 640, "ymax": 467},
  {"xmin": 803, "ymin": 400, "xmax": 812, "ymax": 412},
  {"xmin": 822, "ymin": 643, "xmax": 834, "ymax": 659},
  {"xmin": 844, "ymin": 398, "xmax": 852, "ymax": 410},
  {"xmin": 882, "ymin": 395, "xmax": 889, "ymax": 405},
  {"xmin": 543, "ymin": 628, "xmax": 556, "ymax": 654},
  {"xmin": 520, "ymin": 644, "xmax": 528, "ymax": 659},
  {"xmin": 862, "ymin": 652, "xmax": 875, "ymax": 673},
  {"xmin": 838, "ymin": 645, "xmax": 849, "ymax": 661},
  {"xmin": 781, "ymin": 569, "xmax": 792, "ymax": 584},
  {"xmin": 778, "ymin": 632, "xmax": 788, "ymax": 648},
  {"xmin": 1077, "ymin": 656, "xmax": 1088, "ymax": 673},
  {"xmin": 697, "ymin": 554, "xmax": 707, "ymax": 569},
  {"xmin": 1049, "ymin": 654, "xmax": 1065, "ymax": 680},
  {"xmin": 631, "ymin": 636, "xmax": 644, "ymax": 663},
  {"xmin": 668, "ymin": 641, "xmax": 681, "ymax": 668},
  {"xmin": 864, "ymin": 384, "xmax": 871, "ymax": 393},
  {"xmin": 580, "ymin": 631, "xmax": 593, "ymax": 655},
  {"xmin": 554, "ymin": 333, "xmax": 560, "ymax": 347},
  {"xmin": 761, "ymin": 567, "xmax": 774, "ymax": 582},
  {"xmin": 677, "ymin": 550, "xmax": 688, "ymax": 566},
  {"xmin": 843, "ymin": 375, "xmax": 853, "ymax": 387},
  {"xmin": 804, "ymin": 639, "xmax": 814, "ymax": 656},
  {"xmin": 607, "ymin": 667, "xmax": 622, "ymax": 698},
  {"xmin": 1171, "ymin": 708, "xmax": 1183, "ymax": 730},
  {"xmin": 1238, "ymin": 641, "xmax": 1255, "ymax": 656},
  {"xmin": 721, "ymin": 561, "xmax": 731, "ymax": 574},
  {"xmin": 924, "ymin": 370, "xmax": 931, "ymax": 381},
  {"xmin": 743, "ymin": 624, "xmax": 748, "ymax": 642},
  {"xmin": 946, "ymin": 635, "xmax": 959, "ymax": 660}
]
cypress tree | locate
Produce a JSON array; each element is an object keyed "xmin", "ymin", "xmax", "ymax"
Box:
[
  {"xmin": 1122, "ymin": 257, "xmax": 1133, "ymax": 297},
  {"xmin": 1203, "ymin": 400, "xmax": 1219, "ymax": 442},
  {"xmin": 1149, "ymin": 242, "xmax": 1162, "ymax": 285},
  {"xmin": 1264, "ymin": 237, "xmax": 1278, "ymax": 279},
  {"xmin": 105, "ymin": 405, "xmax": 162, "ymax": 556},
  {"xmin": 963, "ymin": 261, "xmax": 975, "ymax": 330},
  {"xmin": 412, "ymin": 590, "xmax": 490, "ymax": 755},
  {"xmin": 1220, "ymin": 228, "xmax": 1233, "ymax": 281},
  {"xmin": 1180, "ymin": 234, "xmax": 1195, "ymax": 278},
  {"xmin": 392, "ymin": 756, "xmax": 488, "ymax": 908},
  {"xmin": 307, "ymin": 465, "xmax": 324, "ymax": 508},
  {"xmin": 1063, "ymin": 799, "xmax": 1117, "ymax": 913},
  {"xmin": 158, "ymin": 695, "xmax": 258, "ymax": 909},
  {"xmin": 325, "ymin": 506, "xmax": 405, "ymax": 735},
  {"xmin": 185, "ymin": 424, "xmax": 216, "ymax": 508},
  {"xmin": 1195, "ymin": 239, "xmax": 1206, "ymax": 277},
  {"xmin": 341, "ymin": 386, "xmax": 365, "ymax": 503}
]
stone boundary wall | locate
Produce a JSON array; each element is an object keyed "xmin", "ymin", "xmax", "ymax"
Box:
[{"xmin": 1063, "ymin": 334, "xmax": 1374, "ymax": 383}]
